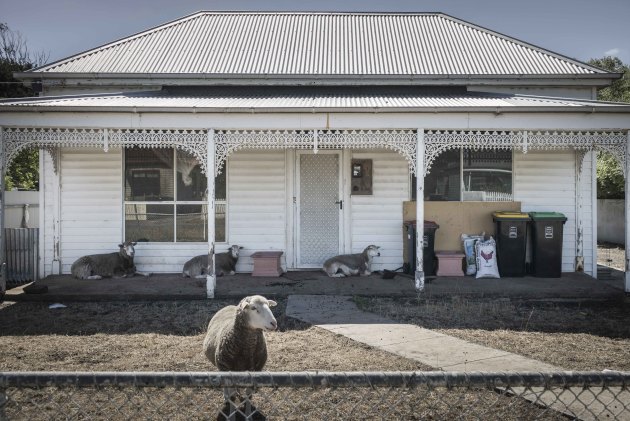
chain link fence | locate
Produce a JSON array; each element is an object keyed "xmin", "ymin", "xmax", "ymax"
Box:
[{"xmin": 1, "ymin": 371, "xmax": 629, "ymax": 420}]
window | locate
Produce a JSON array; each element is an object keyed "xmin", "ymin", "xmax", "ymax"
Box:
[
  {"xmin": 413, "ymin": 149, "xmax": 513, "ymax": 201},
  {"xmin": 124, "ymin": 148, "xmax": 226, "ymax": 242}
]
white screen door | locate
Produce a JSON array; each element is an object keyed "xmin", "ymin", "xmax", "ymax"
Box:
[{"xmin": 297, "ymin": 152, "xmax": 342, "ymax": 267}]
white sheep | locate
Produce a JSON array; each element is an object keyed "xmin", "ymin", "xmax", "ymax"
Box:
[
  {"xmin": 70, "ymin": 241, "xmax": 150, "ymax": 279},
  {"xmin": 203, "ymin": 295, "xmax": 277, "ymax": 371},
  {"xmin": 182, "ymin": 245, "xmax": 243, "ymax": 278},
  {"xmin": 203, "ymin": 295, "xmax": 277, "ymax": 419}
]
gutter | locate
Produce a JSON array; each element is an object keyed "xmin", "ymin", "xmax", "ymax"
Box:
[
  {"xmin": 2, "ymin": 105, "xmax": 630, "ymax": 114},
  {"xmin": 13, "ymin": 72, "xmax": 623, "ymax": 87}
]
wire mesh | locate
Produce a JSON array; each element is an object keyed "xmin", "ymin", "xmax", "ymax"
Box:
[{"xmin": 1, "ymin": 371, "xmax": 629, "ymax": 420}]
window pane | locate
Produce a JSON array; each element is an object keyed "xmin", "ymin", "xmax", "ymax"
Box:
[
  {"xmin": 176, "ymin": 152, "xmax": 207, "ymax": 201},
  {"xmin": 125, "ymin": 204, "xmax": 174, "ymax": 242},
  {"xmin": 176, "ymin": 204, "xmax": 207, "ymax": 242},
  {"xmin": 216, "ymin": 202, "xmax": 226, "ymax": 243},
  {"xmin": 215, "ymin": 169, "xmax": 227, "ymax": 202},
  {"xmin": 424, "ymin": 149, "xmax": 460, "ymax": 201},
  {"xmin": 176, "ymin": 205, "xmax": 226, "ymax": 243},
  {"xmin": 125, "ymin": 148, "xmax": 174, "ymax": 201},
  {"xmin": 463, "ymin": 149, "xmax": 512, "ymax": 201}
]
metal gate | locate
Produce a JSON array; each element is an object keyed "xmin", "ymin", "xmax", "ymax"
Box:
[{"xmin": 4, "ymin": 228, "xmax": 39, "ymax": 287}]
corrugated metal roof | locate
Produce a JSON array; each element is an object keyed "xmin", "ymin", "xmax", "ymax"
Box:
[
  {"xmin": 2, "ymin": 87, "xmax": 626, "ymax": 111},
  {"xmin": 31, "ymin": 12, "xmax": 604, "ymax": 76}
]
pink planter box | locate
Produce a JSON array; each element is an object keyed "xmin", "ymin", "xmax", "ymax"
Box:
[
  {"xmin": 436, "ymin": 251, "xmax": 465, "ymax": 277},
  {"xmin": 251, "ymin": 251, "xmax": 284, "ymax": 277}
]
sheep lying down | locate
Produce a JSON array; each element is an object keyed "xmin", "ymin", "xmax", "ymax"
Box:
[
  {"xmin": 70, "ymin": 241, "xmax": 150, "ymax": 280},
  {"xmin": 182, "ymin": 245, "xmax": 243, "ymax": 278}
]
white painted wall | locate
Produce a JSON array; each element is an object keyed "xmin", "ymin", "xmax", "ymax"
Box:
[
  {"xmin": 42, "ymin": 146, "xmax": 590, "ymax": 276},
  {"xmin": 513, "ymin": 150, "xmax": 589, "ymax": 274},
  {"xmin": 59, "ymin": 148, "xmax": 123, "ymax": 274},
  {"xmin": 228, "ymin": 149, "xmax": 287, "ymax": 272},
  {"xmin": 350, "ymin": 150, "xmax": 409, "ymax": 271}
]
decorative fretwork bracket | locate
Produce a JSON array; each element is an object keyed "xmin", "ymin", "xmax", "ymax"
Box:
[
  {"xmin": 214, "ymin": 129, "xmax": 418, "ymax": 176},
  {"xmin": 2, "ymin": 127, "xmax": 210, "ymax": 177},
  {"xmin": 423, "ymin": 130, "xmax": 523, "ymax": 176},
  {"xmin": 1, "ymin": 127, "xmax": 628, "ymax": 180},
  {"xmin": 107, "ymin": 129, "xmax": 208, "ymax": 176},
  {"xmin": 422, "ymin": 129, "xmax": 628, "ymax": 178}
]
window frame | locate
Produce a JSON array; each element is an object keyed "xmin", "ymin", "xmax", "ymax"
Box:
[
  {"xmin": 122, "ymin": 148, "xmax": 228, "ymax": 244},
  {"xmin": 410, "ymin": 149, "xmax": 514, "ymax": 202}
]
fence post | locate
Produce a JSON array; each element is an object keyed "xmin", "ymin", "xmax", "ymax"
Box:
[{"xmin": 0, "ymin": 390, "xmax": 7, "ymax": 421}]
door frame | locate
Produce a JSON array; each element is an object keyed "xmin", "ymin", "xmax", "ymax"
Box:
[{"xmin": 294, "ymin": 150, "xmax": 344, "ymax": 268}]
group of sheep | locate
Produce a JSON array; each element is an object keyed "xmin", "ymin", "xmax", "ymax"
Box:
[
  {"xmin": 70, "ymin": 243, "xmax": 243, "ymax": 280},
  {"xmin": 69, "ymin": 241, "xmax": 384, "ymax": 419}
]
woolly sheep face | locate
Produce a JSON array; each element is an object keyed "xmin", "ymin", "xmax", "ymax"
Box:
[
  {"xmin": 229, "ymin": 245, "xmax": 244, "ymax": 259},
  {"xmin": 240, "ymin": 295, "xmax": 278, "ymax": 331},
  {"xmin": 118, "ymin": 241, "xmax": 137, "ymax": 259},
  {"xmin": 365, "ymin": 245, "xmax": 381, "ymax": 258}
]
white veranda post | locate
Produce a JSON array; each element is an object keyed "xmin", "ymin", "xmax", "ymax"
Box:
[
  {"xmin": 207, "ymin": 129, "xmax": 216, "ymax": 298},
  {"xmin": 0, "ymin": 128, "xmax": 5, "ymax": 290},
  {"xmin": 415, "ymin": 129, "xmax": 425, "ymax": 292},
  {"xmin": 625, "ymin": 131, "xmax": 630, "ymax": 293}
]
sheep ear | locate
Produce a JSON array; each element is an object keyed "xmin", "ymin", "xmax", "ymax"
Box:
[
  {"xmin": 132, "ymin": 242, "xmax": 137, "ymax": 246},
  {"xmin": 118, "ymin": 243, "xmax": 123, "ymax": 248},
  {"xmin": 268, "ymin": 300, "xmax": 277, "ymax": 307},
  {"xmin": 239, "ymin": 246, "xmax": 244, "ymax": 250},
  {"xmin": 239, "ymin": 297, "xmax": 251, "ymax": 309}
]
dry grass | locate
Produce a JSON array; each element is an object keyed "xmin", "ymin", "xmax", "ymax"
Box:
[
  {"xmin": 0, "ymin": 299, "xmax": 429, "ymax": 372},
  {"xmin": 0, "ymin": 298, "xmax": 617, "ymax": 419},
  {"xmin": 356, "ymin": 296, "xmax": 630, "ymax": 371}
]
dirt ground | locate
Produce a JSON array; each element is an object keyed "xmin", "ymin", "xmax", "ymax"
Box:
[
  {"xmin": 0, "ymin": 299, "xmax": 429, "ymax": 372},
  {"xmin": 1, "ymin": 297, "xmax": 625, "ymax": 419},
  {"xmin": 356, "ymin": 295, "xmax": 630, "ymax": 371}
]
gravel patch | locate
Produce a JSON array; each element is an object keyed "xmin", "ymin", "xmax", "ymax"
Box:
[{"xmin": 598, "ymin": 243, "xmax": 625, "ymax": 271}]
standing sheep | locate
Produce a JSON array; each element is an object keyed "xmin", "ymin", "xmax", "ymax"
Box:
[
  {"xmin": 70, "ymin": 241, "xmax": 148, "ymax": 280},
  {"xmin": 203, "ymin": 295, "xmax": 277, "ymax": 371},
  {"xmin": 203, "ymin": 295, "xmax": 277, "ymax": 420}
]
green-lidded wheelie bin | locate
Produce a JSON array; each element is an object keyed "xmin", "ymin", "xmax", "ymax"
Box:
[
  {"xmin": 529, "ymin": 212, "xmax": 567, "ymax": 278},
  {"xmin": 492, "ymin": 211, "xmax": 531, "ymax": 277},
  {"xmin": 403, "ymin": 220, "xmax": 440, "ymax": 276}
]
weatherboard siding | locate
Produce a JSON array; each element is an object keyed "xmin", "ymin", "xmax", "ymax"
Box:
[
  {"xmin": 227, "ymin": 150, "xmax": 287, "ymax": 272},
  {"xmin": 58, "ymin": 148, "xmax": 123, "ymax": 274},
  {"xmin": 513, "ymin": 150, "xmax": 589, "ymax": 274},
  {"xmin": 350, "ymin": 151, "xmax": 409, "ymax": 271}
]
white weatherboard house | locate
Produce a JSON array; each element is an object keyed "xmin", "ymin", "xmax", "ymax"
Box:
[{"xmin": 1, "ymin": 12, "xmax": 629, "ymax": 298}]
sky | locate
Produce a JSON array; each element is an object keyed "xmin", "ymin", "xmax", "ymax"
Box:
[{"xmin": 1, "ymin": 0, "xmax": 629, "ymax": 66}]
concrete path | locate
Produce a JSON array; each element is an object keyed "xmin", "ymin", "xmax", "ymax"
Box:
[
  {"xmin": 286, "ymin": 295, "xmax": 628, "ymax": 420},
  {"xmin": 286, "ymin": 294, "xmax": 558, "ymax": 372}
]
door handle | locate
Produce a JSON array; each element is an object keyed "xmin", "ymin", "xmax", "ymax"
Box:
[{"xmin": 335, "ymin": 200, "xmax": 343, "ymax": 210}]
